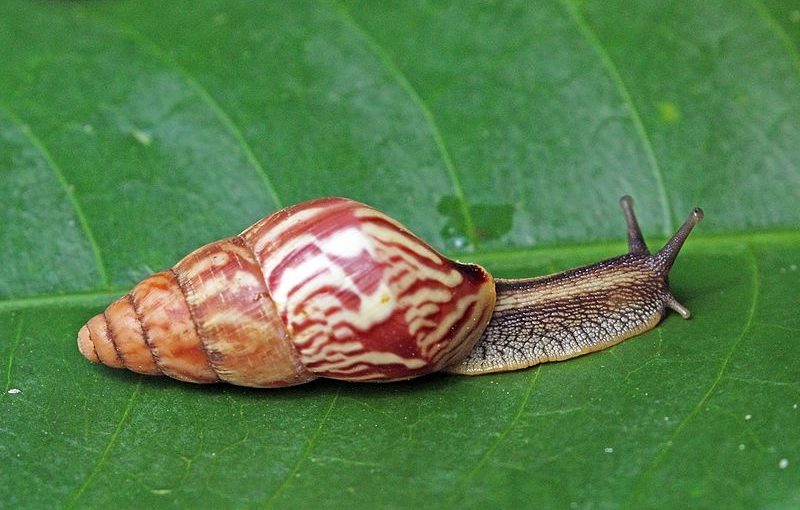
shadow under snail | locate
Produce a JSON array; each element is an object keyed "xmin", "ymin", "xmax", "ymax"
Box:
[{"xmin": 77, "ymin": 196, "xmax": 703, "ymax": 388}]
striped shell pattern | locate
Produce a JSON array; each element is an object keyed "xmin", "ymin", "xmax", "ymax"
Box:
[{"xmin": 77, "ymin": 198, "xmax": 496, "ymax": 387}]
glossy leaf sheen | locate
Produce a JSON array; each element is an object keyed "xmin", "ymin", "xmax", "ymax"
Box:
[{"xmin": 0, "ymin": 1, "xmax": 798, "ymax": 509}]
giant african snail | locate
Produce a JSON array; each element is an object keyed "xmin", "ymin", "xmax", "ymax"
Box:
[{"xmin": 77, "ymin": 196, "xmax": 703, "ymax": 387}]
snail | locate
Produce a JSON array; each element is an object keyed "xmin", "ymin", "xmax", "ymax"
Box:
[{"xmin": 77, "ymin": 196, "xmax": 703, "ymax": 387}]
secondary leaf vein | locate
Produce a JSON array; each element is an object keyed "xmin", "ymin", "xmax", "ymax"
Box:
[
  {"xmin": 65, "ymin": 381, "xmax": 142, "ymax": 509},
  {"xmin": 328, "ymin": 1, "xmax": 478, "ymax": 248},
  {"xmin": 0, "ymin": 106, "xmax": 110, "ymax": 288},
  {"xmin": 445, "ymin": 368, "xmax": 542, "ymax": 508},
  {"xmin": 84, "ymin": 12, "xmax": 284, "ymax": 209},
  {"xmin": 623, "ymin": 245, "xmax": 760, "ymax": 508},
  {"xmin": 749, "ymin": 0, "xmax": 800, "ymax": 77},
  {"xmin": 0, "ymin": 320, "xmax": 24, "ymax": 404},
  {"xmin": 561, "ymin": 0, "xmax": 674, "ymax": 235},
  {"xmin": 262, "ymin": 388, "xmax": 340, "ymax": 508}
]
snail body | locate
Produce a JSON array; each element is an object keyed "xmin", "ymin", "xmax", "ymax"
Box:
[{"xmin": 78, "ymin": 196, "xmax": 703, "ymax": 388}]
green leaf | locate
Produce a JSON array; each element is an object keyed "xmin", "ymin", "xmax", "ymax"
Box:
[{"xmin": 1, "ymin": 1, "xmax": 798, "ymax": 509}]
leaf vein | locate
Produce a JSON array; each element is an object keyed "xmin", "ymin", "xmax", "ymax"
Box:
[
  {"xmin": 749, "ymin": 0, "xmax": 800, "ymax": 77},
  {"xmin": 0, "ymin": 230, "xmax": 797, "ymax": 314},
  {"xmin": 65, "ymin": 381, "xmax": 142, "ymax": 509},
  {"xmin": 623, "ymin": 245, "xmax": 760, "ymax": 508},
  {"xmin": 328, "ymin": 1, "xmax": 478, "ymax": 247},
  {"xmin": 262, "ymin": 388, "xmax": 340, "ymax": 508},
  {"xmin": 445, "ymin": 368, "xmax": 542, "ymax": 508},
  {"xmin": 727, "ymin": 376, "xmax": 800, "ymax": 388},
  {"xmin": 85, "ymin": 12, "xmax": 284, "ymax": 209},
  {"xmin": 0, "ymin": 320, "xmax": 25, "ymax": 404},
  {"xmin": 560, "ymin": 0, "xmax": 674, "ymax": 235},
  {"xmin": 0, "ymin": 106, "xmax": 110, "ymax": 288},
  {"xmin": 0, "ymin": 288, "xmax": 127, "ymax": 314}
]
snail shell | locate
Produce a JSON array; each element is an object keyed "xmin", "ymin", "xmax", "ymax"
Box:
[{"xmin": 77, "ymin": 198, "xmax": 495, "ymax": 387}]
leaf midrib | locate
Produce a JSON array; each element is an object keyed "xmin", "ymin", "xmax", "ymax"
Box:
[{"xmin": 0, "ymin": 229, "xmax": 796, "ymax": 314}]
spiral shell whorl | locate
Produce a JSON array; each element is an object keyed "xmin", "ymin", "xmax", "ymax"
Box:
[
  {"xmin": 78, "ymin": 271, "xmax": 219, "ymax": 383},
  {"xmin": 78, "ymin": 243, "xmax": 315, "ymax": 387},
  {"xmin": 242, "ymin": 198, "xmax": 496, "ymax": 382},
  {"xmin": 78, "ymin": 294, "xmax": 162, "ymax": 375},
  {"xmin": 172, "ymin": 236, "xmax": 314, "ymax": 387}
]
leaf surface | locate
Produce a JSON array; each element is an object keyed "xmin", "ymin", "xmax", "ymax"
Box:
[{"xmin": 0, "ymin": 1, "xmax": 798, "ymax": 509}]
